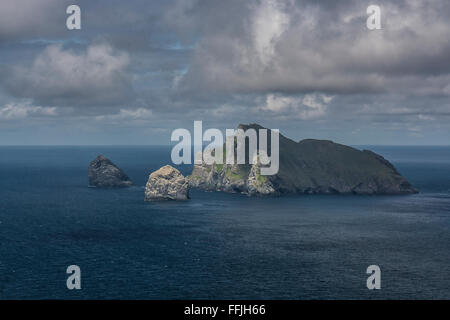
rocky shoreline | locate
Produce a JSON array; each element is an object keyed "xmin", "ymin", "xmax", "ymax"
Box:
[{"xmin": 89, "ymin": 124, "xmax": 418, "ymax": 200}]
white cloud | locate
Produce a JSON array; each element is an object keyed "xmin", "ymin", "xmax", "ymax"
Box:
[
  {"xmin": 264, "ymin": 94, "xmax": 296, "ymax": 112},
  {"xmin": 261, "ymin": 93, "xmax": 332, "ymax": 120},
  {"xmin": 418, "ymin": 114, "xmax": 436, "ymax": 121},
  {"xmin": 8, "ymin": 43, "xmax": 131, "ymax": 106},
  {"xmin": 95, "ymin": 108, "xmax": 152, "ymax": 122},
  {"xmin": 0, "ymin": 101, "xmax": 57, "ymax": 120}
]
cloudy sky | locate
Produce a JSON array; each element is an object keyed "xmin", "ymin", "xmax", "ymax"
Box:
[{"xmin": 0, "ymin": 0, "xmax": 449, "ymax": 145}]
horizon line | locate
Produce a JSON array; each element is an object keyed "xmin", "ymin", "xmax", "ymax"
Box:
[{"xmin": 0, "ymin": 144, "xmax": 450, "ymax": 147}]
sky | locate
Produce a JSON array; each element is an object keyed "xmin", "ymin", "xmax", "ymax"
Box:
[{"xmin": 0, "ymin": 0, "xmax": 449, "ymax": 145}]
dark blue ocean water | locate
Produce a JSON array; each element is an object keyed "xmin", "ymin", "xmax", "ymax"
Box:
[{"xmin": 0, "ymin": 146, "xmax": 449, "ymax": 299}]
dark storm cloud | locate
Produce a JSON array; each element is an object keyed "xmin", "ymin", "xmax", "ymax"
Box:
[
  {"xmin": 0, "ymin": 0, "xmax": 449, "ymax": 144},
  {"xmin": 168, "ymin": 0, "xmax": 450, "ymax": 95},
  {"xmin": 0, "ymin": 0, "xmax": 70, "ymax": 41}
]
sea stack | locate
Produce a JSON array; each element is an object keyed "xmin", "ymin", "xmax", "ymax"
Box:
[
  {"xmin": 145, "ymin": 165, "xmax": 189, "ymax": 201},
  {"xmin": 88, "ymin": 155, "xmax": 134, "ymax": 188},
  {"xmin": 189, "ymin": 123, "xmax": 418, "ymax": 196}
]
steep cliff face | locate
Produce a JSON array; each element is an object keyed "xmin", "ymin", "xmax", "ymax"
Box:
[
  {"xmin": 189, "ymin": 160, "xmax": 276, "ymax": 195},
  {"xmin": 88, "ymin": 155, "xmax": 133, "ymax": 188},
  {"xmin": 246, "ymin": 158, "xmax": 277, "ymax": 195},
  {"xmin": 188, "ymin": 124, "xmax": 418, "ymax": 196}
]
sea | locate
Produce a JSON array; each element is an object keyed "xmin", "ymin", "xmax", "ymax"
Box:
[{"xmin": 0, "ymin": 146, "xmax": 449, "ymax": 299}]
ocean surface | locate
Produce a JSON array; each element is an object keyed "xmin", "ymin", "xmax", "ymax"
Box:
[{"xmin": 0, "ymin": 146, "xmax": 449, "ymax": 299}]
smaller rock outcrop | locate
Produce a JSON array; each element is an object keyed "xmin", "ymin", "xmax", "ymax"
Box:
[
  {"xmin": 145, "ymin": 165, "xmax": 189, "ymax": 201},
  {"xmin": 88, "ymin": 155, "xmax": 133, "ymax": 188}
]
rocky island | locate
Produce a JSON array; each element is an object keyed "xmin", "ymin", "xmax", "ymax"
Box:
[
  {"xmin": 145, "ymin": 165, "xmax": 189, "ymax": 201},
  {"xmin": 88, "ymin": 155, "xmax": 134, "ymax": 188},
  {"xmin": 189, "ymin": 124, "xmax": 418, "ymax": 196}
]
